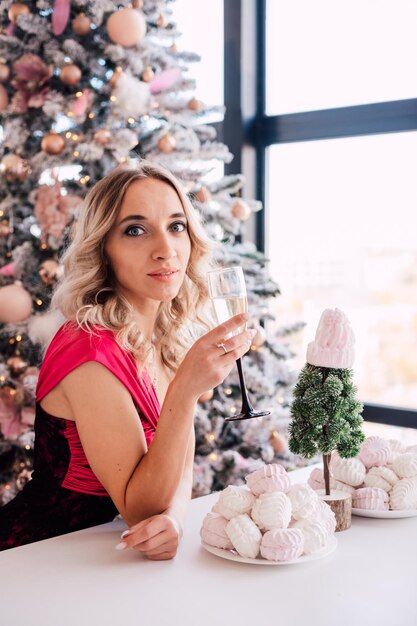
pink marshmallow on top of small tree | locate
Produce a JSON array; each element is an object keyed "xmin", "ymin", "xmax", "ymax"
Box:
[{"xmin": 289, "ymin": 309, "xmax": 365, "ymax": 498}]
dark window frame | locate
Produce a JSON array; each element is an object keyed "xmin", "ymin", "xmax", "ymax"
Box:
[{"xmin": 223, "ymin": 0, "xmax": 417, "ymax": 428}]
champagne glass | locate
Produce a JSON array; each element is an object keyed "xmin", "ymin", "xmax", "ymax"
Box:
[{"xmin": 207, "ymin": 266, "xmax": 271, "ymax": 421}]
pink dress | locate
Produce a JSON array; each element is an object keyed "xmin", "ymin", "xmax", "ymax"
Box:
[{"xmin": 0, "ymin": 322, "xmax": 160, "ymax": 551}]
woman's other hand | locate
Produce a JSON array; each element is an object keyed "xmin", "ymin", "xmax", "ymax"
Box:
[{"xmin": 116, "ymin": 513, "xmax": 182, "ymax": 560}]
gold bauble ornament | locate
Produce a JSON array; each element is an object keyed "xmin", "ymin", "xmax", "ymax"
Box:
[
  {"xmin": 231, "ymin": 198, "xmax": 251, "ymax": 221},
  {"xmin": 194, "ymin": 186, "xmax": 212, "ymax": 203},
  {"xmin": 0, "ymin": 153, "xmax": 30, "ymax": 182},
  {"xmin": 107, "ymin": 7, "xmax": 147, "ymax": 48},
  {"xmin": 187, "ymin": 97, "xmax": 203, "ymax": 112},
  {"xmin": 72, "ymin": 13, "xmax": 91, "ymax": 36},
  {"xmin": 0, "ymin": 220, "xmax": 11, "ymax": 237},
  {"xmin": 8, "ymin": 3, "xmax": 30, "ymax": 22},
  {"xmin": 94, "ymin": 128, "xmax": 111, "ymax": 145},
  {"xmin": 0, "ymin": 84, "xmax": 9, "ymax": 111},
  {"xmin": 109, "ymin": 66, "xmax": 122, "ymax": 89},
  {"xmin": 270, "ymin": 430, "xmax": 287, "ymax": 454},
  {"xmin": 38, "ymin": 259, "xmax": 60, "ymax": 286},
  {"xmin": 7, "ymin": 355, "xmax": 28, "ymax": 376},
  {"xmin": 41, "ymin": 132, "xmax": 65, "ymax": 155},
  {"xmin": 59, "ymin": 64, "xmax": 82, "ymax": 86},
  {"xmin": 251, "ymin": 325, "xmax": 266, "ymax": 348},
  {"xmin": 157, "ymin": 133, "xmax": 176, "ymax": 154},
  {"xmin": 156, "ymin": 13, "xmax": 168, "ymax": 28},
  {"xmin": 169, "ymin": 43, "xmax": 178, "ymax": 54},
  {"xmin": 198, "ymin": 389, "xmax": 214, "ymax": 404},
  {"xmin": 0, "ymin": 63, "xmax": 10, "ymax": 83},
  {"xmin": 141, "ymin": 66, "xmax": 154, "ymax": 82}
]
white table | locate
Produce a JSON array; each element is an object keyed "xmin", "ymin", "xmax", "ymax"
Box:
[{"xmin": 1, "ymin": 466, "xmax": 416, "ymax": 626}]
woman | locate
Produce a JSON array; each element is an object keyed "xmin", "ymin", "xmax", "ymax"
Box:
[{"xmin": 0, "ymin": 160, "xmax": 254, "ymax": 556}]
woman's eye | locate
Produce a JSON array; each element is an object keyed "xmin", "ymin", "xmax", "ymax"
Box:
[
  {"xmin": 170, "ymin": 222, "xmax": 187, "ymax": 233},
  {"xmin": 125, "ymin": 225, "xmax": 145, "ymax": 237}
]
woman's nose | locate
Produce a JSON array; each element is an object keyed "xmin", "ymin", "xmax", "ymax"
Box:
[{"xmin": 152, "ymin": 231, "xmax": 177, "ymax": 260}]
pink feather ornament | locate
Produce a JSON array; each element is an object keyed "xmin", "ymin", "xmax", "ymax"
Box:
[
  {"xmin": 149, "ymin": 68, "xmax": 181, "ymax": 94},
  {"xmin": 0, "ymin": 262, "xmax": 16, "ymax": 276},
  {"xmin": 52, "ymin": 0, "xmax": 71, "ymax": 36}
]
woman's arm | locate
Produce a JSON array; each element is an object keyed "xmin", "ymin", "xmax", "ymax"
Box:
[
  {"xmin": 116, "ymin": 428, "xmax": 195, "ymax": 560},
  {"xmin": 60, "ymin": 313, "xmax": 252, "ymax": 526}
]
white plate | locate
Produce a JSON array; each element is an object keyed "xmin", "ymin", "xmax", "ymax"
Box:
[
  {"xmin": 352, "ymin": 508, "xmax": 417, "ymax": 519},
  {"xmin": 201, "ymin": 535, "xmax": 337, "ymax": 566}
]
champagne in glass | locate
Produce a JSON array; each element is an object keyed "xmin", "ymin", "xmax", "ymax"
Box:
[{"xmin": 207, "ymin": 266, "xmax": 270, "ymax": 421}]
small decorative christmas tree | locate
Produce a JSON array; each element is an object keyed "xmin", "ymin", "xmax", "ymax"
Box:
[{"xmin": 289, "ymin": 309, "xmax": 365, "ymax": 497}]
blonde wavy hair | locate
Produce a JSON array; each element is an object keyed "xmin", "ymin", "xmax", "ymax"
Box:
[{"xmin": 51, "ymin": 160, "xmax": 217, "ymax": 372}]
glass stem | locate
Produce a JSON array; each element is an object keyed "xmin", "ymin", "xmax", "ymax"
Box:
[{"xmin": 236, "ymin": 357, "xmax": 254, "ymax": 414}]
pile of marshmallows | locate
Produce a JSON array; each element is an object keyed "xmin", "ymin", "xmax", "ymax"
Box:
[
  {"xmin": 309, "ymin": 436, "xmax": 417, "ymax": 511},
  {"xmin": 200, "ymin": 464, "xmax": 336, "ymax": 562}
]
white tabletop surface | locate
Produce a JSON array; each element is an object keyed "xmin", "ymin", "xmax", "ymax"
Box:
[{"xmin": 1, "ymin": 465, "xmax": 416, "ymax": 626}]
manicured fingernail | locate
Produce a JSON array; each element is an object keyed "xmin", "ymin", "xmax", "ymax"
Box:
[
  {"xmin": 241, "ymin": 313, "xmax": 249, "ymax": 321},
  {"xmin": 115, "ymin": 541, "xmax": 128, "ymax": 551},
  {"xmin": 120, "ymin": 530, "xmax": 131, "ymax": 539}
]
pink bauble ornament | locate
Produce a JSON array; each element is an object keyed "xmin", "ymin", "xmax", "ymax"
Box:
[
  {"xmin": 107, "ymin": 8, "xmax": 147, "ymax": 48},
  {"xmin": 0, "ymin": 63, "xmax": 10, "ymax": 83},
  {"xmin": 0, "ymin": 84, "xmax": 9, "ymax": 111},
  {"xmin": 0, "ymin": 281, "xmax": 32, "ymax": 323}
]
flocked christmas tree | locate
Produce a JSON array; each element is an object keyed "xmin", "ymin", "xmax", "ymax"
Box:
[
  {"xmin": 0, "ymin": 0, "xmax": 304, "ymax": 505},
  {"xmin": 289, "ymin": 308, "xmax": 365, "ymax": 496}
]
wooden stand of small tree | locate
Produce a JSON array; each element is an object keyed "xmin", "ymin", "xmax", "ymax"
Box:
[{"xmin": 289, "ymin": 364, "xmax": 365, "ymax": 496}]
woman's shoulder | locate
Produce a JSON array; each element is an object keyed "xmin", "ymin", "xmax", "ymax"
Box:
[{"xmin": 51, "ymin": 321, "xmax": 117, "ymax": 349}]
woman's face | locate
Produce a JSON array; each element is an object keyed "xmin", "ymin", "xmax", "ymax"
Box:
[{"xmin": 105, "ymin": 178, "xmax": 192, "ymax": 309}]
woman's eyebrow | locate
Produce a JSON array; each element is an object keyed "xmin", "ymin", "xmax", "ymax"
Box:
[{"xmin": 118, "ymin": 212, "xmax": 186, "ymax": 226}]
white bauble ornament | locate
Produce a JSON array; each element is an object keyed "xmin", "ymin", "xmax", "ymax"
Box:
[
  {"xmin": 28, "ymin": 309, "xmax": 66, "ymax": 346},
  {"xmin": 112, "ymin": 72, "xmax": 151, "ymax": 118}
]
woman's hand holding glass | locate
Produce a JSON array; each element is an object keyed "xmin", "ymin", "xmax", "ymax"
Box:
[{"xmin": 174, "ymin": 313, "xmax": 256, "ymax": 402}]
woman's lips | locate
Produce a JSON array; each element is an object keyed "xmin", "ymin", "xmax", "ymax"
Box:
[{"xmin": 147, "ymin": 270, "xmax": 179, "ymax": 282}]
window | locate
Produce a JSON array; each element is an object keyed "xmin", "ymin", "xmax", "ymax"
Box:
[
  {"xmin": 267, "ymin": 132, "xmax": 417, "ymax": 410},
  {"xmin": 266, "ymin": 0, "xmax": 417, "ymax": 115}
]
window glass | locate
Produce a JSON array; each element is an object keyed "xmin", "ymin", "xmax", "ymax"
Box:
[
  {"xmin": 266, "ymin": 0, "xmax": 417, "ymax": 114},
  {"xmin": 172, "ymin": 0, "xmax": 224, "ymax": 105},
  {"xmin": 266, "ymin": 132, "xmax": 417, "ymax": 410}
]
